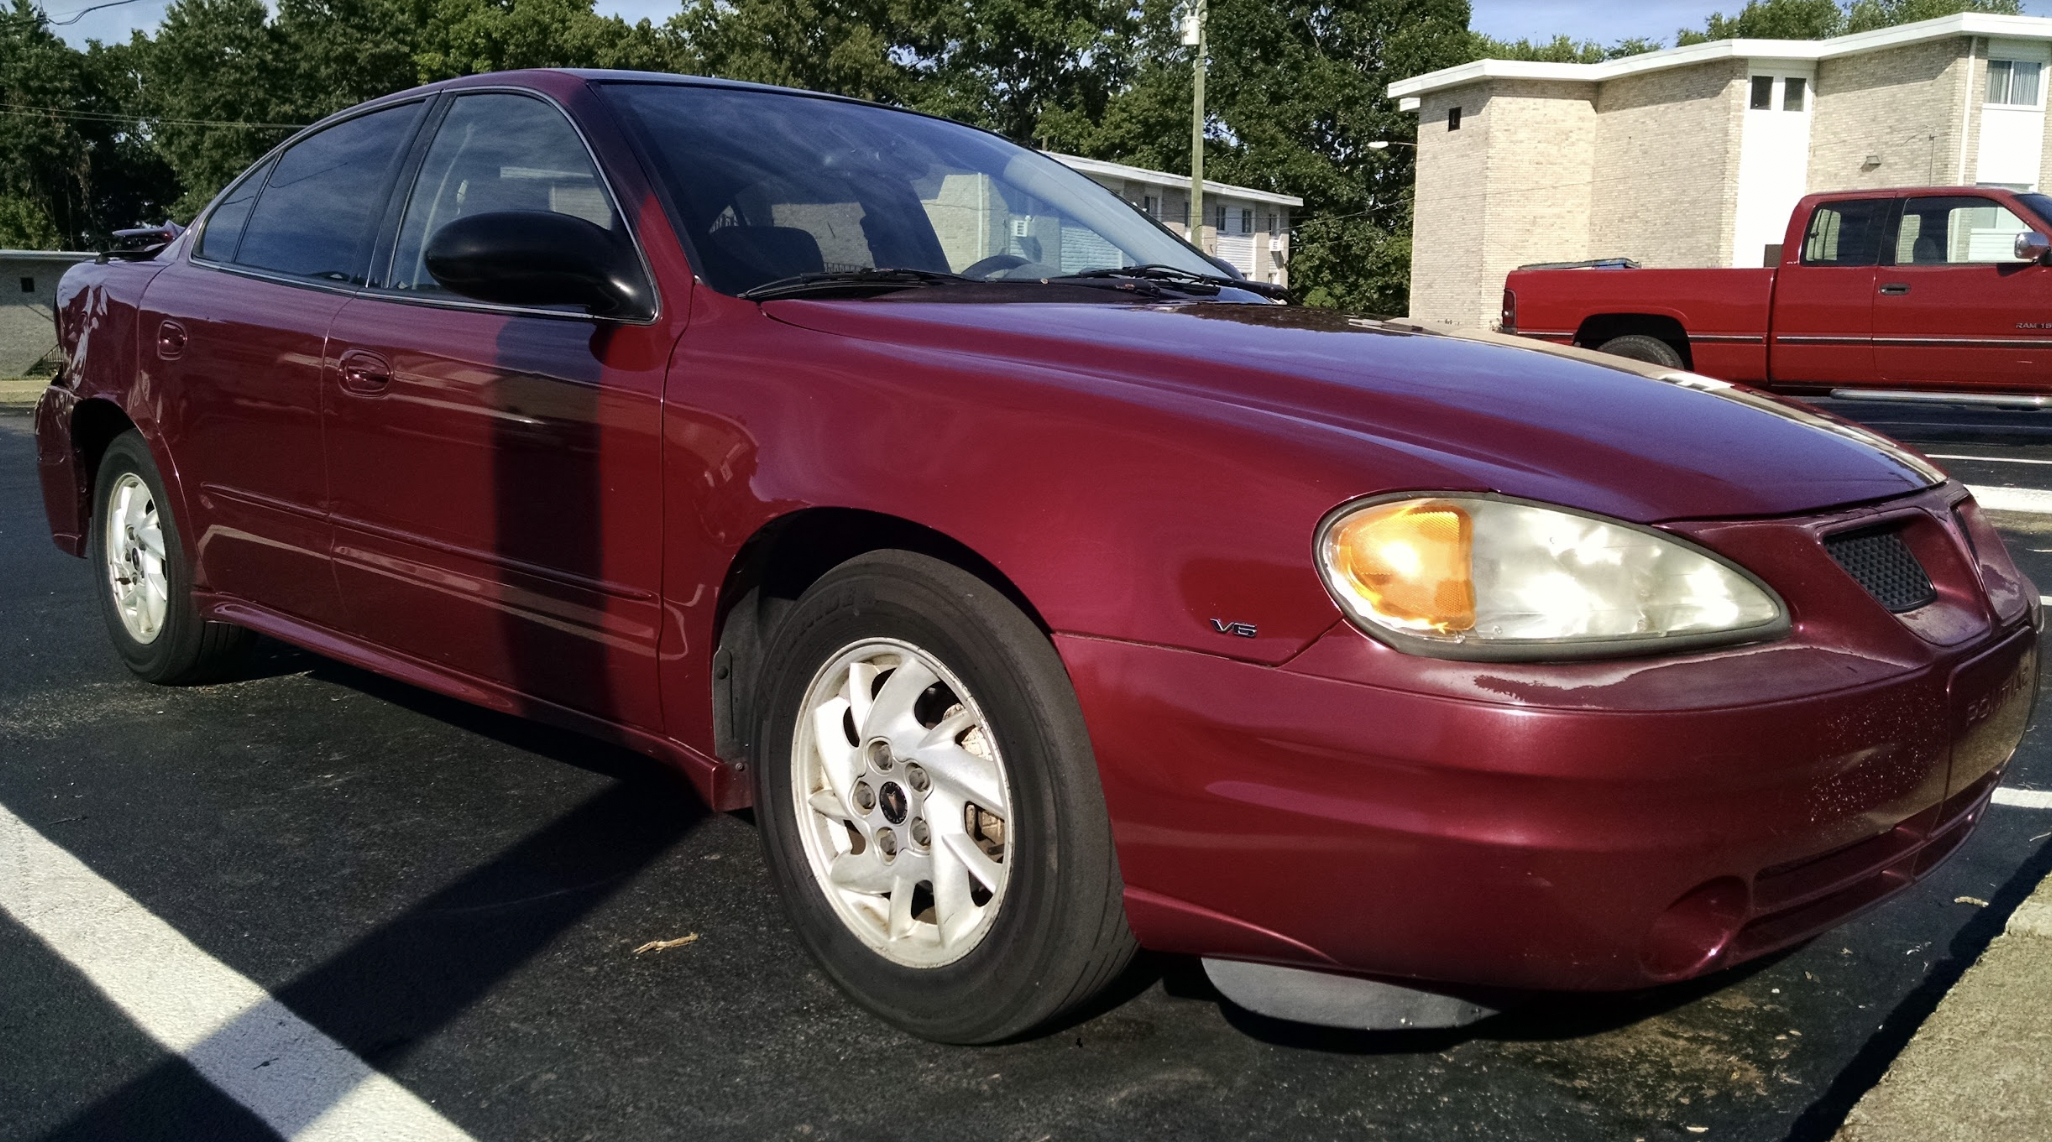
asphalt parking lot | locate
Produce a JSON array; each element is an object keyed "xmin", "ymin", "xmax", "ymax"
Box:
[{"xmin": 4, "ymin": 397, "xmax": 2051, "ymax": 1142}]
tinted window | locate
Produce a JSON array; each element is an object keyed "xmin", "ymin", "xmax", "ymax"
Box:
[
  {"xmin": 234, "ymin": 104, "xmax": 421, "ymax": 283},
  {"xmin": 196, "ymin": 157, "xmax": 274, "ymax": 262},
  {"xmin": 386, "ymin": 93, "xmax": 618, "ymax": 294},
  {"xmin": 604, "ymin": 83, "xmax": 1221, "ymax": 294},
  {"xmin": 1801, "ymin": 200, "xmax": 1890, "ymax": 267},
  {"xmin": 1896, "ymin": 196, "xmax": 2036, "ymax": 264}
]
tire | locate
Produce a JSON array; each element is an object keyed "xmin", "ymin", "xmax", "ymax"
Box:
[
  {"xmin": 86, "ymin": 431, "xmax": 251, "ymax": 683},
  {"xmin": 1595, "ymin": 333, "xmax": 1686, "ymax": 369},
  {"xmin": 753, "ymin": 550, "xmax": 1135, "ymax": 1043}
]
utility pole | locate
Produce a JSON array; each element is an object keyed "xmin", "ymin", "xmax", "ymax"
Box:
[{"xmin": 1183, "ymin": 0, "xmax": 1207, "ymax": 249}]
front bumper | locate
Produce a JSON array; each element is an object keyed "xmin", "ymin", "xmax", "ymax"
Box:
[{"xmin": 1064, "ymin": 486, "xmax": 2038, "ymax": 993}]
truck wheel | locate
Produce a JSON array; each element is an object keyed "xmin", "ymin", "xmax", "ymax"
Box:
[
  {"xmin": 1595, "ymin": 333, "xmax": 1685, "ymax": 369},
  {"xmin": 752, "ymin": 550, "xmax": 1136, "ymax": 1043},
  {"xmin": 87, "ymin": 431, "xmax": 251, "ymax": 683}
]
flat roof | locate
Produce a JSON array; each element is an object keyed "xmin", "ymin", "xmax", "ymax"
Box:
[
  {"xmin": 1047, "ymin": 152, "xmax": 1304, "ymax": 207},
  {"xmin": 1389, "ymin": 12, "xmax": 2052, "ymax": 100}
]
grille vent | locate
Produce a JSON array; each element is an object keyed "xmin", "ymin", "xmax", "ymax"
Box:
[{"xmin": 1825, "ymin": 528, "xmax": 1936, "ymax": 613}]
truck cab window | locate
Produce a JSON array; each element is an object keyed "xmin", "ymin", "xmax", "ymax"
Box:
[
  {"xmin": 1895, "ymin": 197, "xmax": 2035, "ymax": 265},
  {"xmin": 1801, "ymin": 200, "xmax": 1890, "ymax": 267}
]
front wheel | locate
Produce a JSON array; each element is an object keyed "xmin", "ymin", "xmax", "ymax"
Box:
[
  {"xmin": 86, "ymin": 432, "xmax": 250, "ymax": 683},
  {"xmin": 754, "ymin": 551, "xmax": 1135, "ymax": 1043}
]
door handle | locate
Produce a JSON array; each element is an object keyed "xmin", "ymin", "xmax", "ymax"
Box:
[
  {"xmin": 156, "ymin": 320, "xmax": 187, "ymax": 360},
  {"xmin": 1879, "ymin": 283, "xmax": 1911, "ymax": 295},
  {"xmin": 337, "ymin": 349, "xmax": 393, "ymax": 394}
]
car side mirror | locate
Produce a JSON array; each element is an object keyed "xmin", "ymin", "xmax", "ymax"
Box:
[
  {"xmin": 425, "ymin": 211, "xmax": 653, "ymax": 318},
  {"xmin": 2015, "ymin": 231, "xmax": 2052, "ymax": 265}
]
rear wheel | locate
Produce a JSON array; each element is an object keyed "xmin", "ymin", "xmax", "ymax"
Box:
[
  {"xmin": 87, "ymin": 432, "xmax": 250, "ymax": 683},
  {"xmin": 754, "ymin": 551, "xmax": 1135, "ymax": 1042},
  {"xmin": 1595, "ymin": 333, "xmax": 1686, "ymax": 369}
]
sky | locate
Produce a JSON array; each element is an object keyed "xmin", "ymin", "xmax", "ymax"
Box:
[{"xmin": 41, "ymin": 0, "xmax": 2052, "ymax": 52}]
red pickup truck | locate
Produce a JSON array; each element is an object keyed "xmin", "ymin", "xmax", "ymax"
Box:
[{"xmin": 1503, "ymin": 187, "xmax": 2052, "ymax": 403}]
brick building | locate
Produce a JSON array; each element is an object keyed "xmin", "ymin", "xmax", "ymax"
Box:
[
  {"xmin": 1388, "ymin": 12, "xmax": 2052, "ymax": 329},
  {"xmin": 1049, "ymin": 153, "xmax": 1301, "ymax": 286},
  {"xmin": 1, "ymin": 250, "xmax": 93, "ymax": 377}
]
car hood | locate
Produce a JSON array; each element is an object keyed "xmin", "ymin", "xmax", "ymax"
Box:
[{"xmin": 762, "ymin": 299, "xmax": 1942, "ymax": 522}]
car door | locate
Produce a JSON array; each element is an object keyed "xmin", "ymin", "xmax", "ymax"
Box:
[
  {"xmin": 141, "ymin": 100, "xmax": 426, "ymax": 627},
  {"xmin": 1874, "ymin": 194, "xmax": 2052, "ymax": 389},
  {"xmin": 322, "ymin": 90, "xmax": 670, "ymax": 730},
  {"xmin": 1767, "ymin": 197, "xmax": 1893, "ymax": 385}
]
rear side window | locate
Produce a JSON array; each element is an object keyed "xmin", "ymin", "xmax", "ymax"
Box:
[
  {"xmin": 232, "ymin": 103, "xmax": 423, "ymax": 284},
  {"xmin": 384, "ymin": 93, "xmax": 618, "ymax": 294},
  {"xmin": 196, "ymin": 157, "xmax": 274, "ymax": 263},
  {"xmin": 1895, "ymin": 196, "xmax": 2035, "ymax": 264},
  {"xmin": 1800, "ymin": 199, "xmax": 1891, "ymax": 267}
]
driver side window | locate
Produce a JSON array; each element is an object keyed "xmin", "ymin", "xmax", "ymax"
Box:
[{"xmin": 384, "ymin": 93, "xmax": 618, "ymax": 295}]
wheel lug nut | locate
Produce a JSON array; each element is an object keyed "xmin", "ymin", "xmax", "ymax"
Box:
[
  {"xmin": 854, "ymin": 781, "xmax": 876, "ymax": 812},
  {"xmin": 865, "ymin": 740, "xmax": 894, "ymax": 771},
  {"xmin": 905, "ymin": 763, "xmax": 929, "ymax": 793},
  {"xmin": 876, "ymin": 827, "xmax": 898, "ymax": 860},
  {"xmin": 910, "ymin": 817, "xmax": 929, "ymax": 847}
]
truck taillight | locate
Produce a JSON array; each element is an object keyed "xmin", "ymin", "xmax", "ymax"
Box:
[{"xmin": 1500, "ymin": 288, "xmax": 1517, "ymax": 333}]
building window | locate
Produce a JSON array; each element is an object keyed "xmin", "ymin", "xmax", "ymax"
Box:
[
  {"xmin": 1750, "ymin": 75, "xmax": 1774, "ymax": 110},
  {"xmin": 1448, "ymin": 106, "xmax": 1462, "ymax": 130},
  {"xmin": 1988, "ymin": 59, "xmax": 2043, "ymax": 107},
  {"xmin": 1238, "ymin": 208, "xmax": 1252, "ymax": 234},
  {"xmin": 18, "ymin": 276, "xmax": 32, "ymax": 293},
  {"xmin": 1266, "ymin": 212, "xmax": 1277, "ymax": 233},
  {"xmin": 1142, "ymin": 194, "xmax": 1158, "ymax": 217},
  {"xmin": 1215, "ymin": 204, "xmax": 1226, "ymax": 231},
  {"xmin": 1783, "ymin": 77, "xmax": 1806, "ymax": 111}
]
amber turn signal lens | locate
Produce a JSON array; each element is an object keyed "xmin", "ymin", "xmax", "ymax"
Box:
[{"xmin": 1326, "ymin": 501, "xmax": 1477, "ymax": 633}]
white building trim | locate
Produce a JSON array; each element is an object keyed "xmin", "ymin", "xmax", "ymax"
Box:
[
  {"xmin": 1388, "ymin": 13, "xmax": 2052, "ymax": 100},
  {"xmin": 1045, "ymin": 153, "xmax": 1303, "ymax": 208}
]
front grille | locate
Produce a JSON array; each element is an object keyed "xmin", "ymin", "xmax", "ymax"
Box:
[{"xmin": 1825, "ymin": 528, "xmax": 1937, "ymax": 612}]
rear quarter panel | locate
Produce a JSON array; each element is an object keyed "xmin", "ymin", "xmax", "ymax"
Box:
[{"xmin": 1508, "ymin": 267, "xmax": 1777, "ymax": 382}]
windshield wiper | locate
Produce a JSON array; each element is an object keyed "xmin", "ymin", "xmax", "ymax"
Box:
[
  {"xmin": 740, "ymin": 268, "xmax": 970, "ymax": 301},
  {"xmin": 1053, "ymin": 264, "xmax": 1291, "ymax": 300}
]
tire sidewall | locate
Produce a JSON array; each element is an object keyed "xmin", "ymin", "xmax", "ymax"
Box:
[
  {"xmin": 87, "ymin": 433, "xmax": 204, "ymax": 681},
  {"xmin": 754, "ymin": 553, "xmax": 1116, "ymax": 1042}
]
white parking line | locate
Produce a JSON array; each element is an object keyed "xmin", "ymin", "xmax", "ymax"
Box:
[
  {"xmin": 1994, "ymin": 788, "xmax": 2052, "ymax": 810},
  {"xmin": 1930, "ymin": 454, "xmax": 2052, "ymax": 466},
  {"xmin": 0, "ymin": 803, "xmax": 477, "ymax": 1142},
  {"xmin": 1967, "ymin": 485, "xmax": 2052, "ymax": 514}
]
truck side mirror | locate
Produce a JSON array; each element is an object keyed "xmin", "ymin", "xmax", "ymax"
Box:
[{"xmin": 2015, "ymin": 231, "xmax": 2051, "ymax": 265}]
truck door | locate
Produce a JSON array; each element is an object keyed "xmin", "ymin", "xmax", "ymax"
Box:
[
  {"xmin": 1767, "ymin": 197, "xmax": 1892, "ymax": 385},
  {"xmin": 1874, "ymin": 194, "xmax": 2052, "ymax": 390}
]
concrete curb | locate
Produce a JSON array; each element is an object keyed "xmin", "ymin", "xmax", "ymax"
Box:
[
  {"xmin": 0, "ymin": 377, "xmax": 47, "ymax": 414},
  {"xmin": 1833, "ymin": 860, "xmax": 2052, "ymax": 1141}
]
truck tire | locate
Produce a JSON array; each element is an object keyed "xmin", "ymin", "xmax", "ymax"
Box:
[{"xmin": 1595, "ymin": 333, "xmax": 1685, "ymax": 370}]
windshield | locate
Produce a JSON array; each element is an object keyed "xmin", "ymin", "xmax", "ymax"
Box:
[{"xmin": 602, "ymin": 82, "xmax": 1222, "ymax": 296}]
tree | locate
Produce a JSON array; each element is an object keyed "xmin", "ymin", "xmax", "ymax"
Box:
[
  {"xmin": 0, "ymin": 0, "xmax": 171, "ymax": 246},
  {"xmin": 1676, "ymin": 0, "xmax": 2021, "ymax": 44}
]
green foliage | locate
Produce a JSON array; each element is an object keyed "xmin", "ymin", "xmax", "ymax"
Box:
[
  {"xmin": 1676, "ymin": 0, "xmax": 2021, "ymax": 44},
  {"xmin": 1473, "ymin": 34, "xmax": 1663, "ymax": 63},
  {"xmin": 1845, "ymin": 0, "xmax": 2022, "ymax": 32}
]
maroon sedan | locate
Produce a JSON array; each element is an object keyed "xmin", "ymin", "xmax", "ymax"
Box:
[{"xmin": 34, "ymin": 69, "xmax": 2040, "ymax": 1042}]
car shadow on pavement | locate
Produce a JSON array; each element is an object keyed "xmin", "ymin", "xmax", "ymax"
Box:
[{"xmin": 38, "ymin": 671, "xmax": 712, "ymax": 1142}]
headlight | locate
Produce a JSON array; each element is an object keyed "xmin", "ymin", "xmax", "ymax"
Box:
[{"xmin": 1315, "ymin": 494, "xmax": 1788, "ymax": 660}]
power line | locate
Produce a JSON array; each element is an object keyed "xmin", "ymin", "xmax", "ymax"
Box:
[
  {"xmin": 47, "ymin": 0, "xmax": 154, "ymax": 26},
  {"xmin": 0, "ymin": 101, "xmax": 304, "ymax": 130}
]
